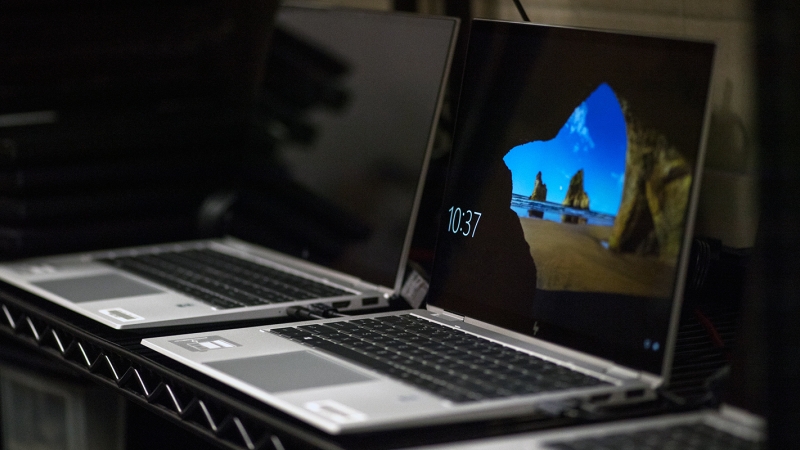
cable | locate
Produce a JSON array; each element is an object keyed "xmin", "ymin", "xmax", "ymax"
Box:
[
  {"xmin": 285, "ymin": 306, "xmax": 325, "ymax": 320},
  {"xmin": 285, "ymin": 304, "xmax": 346, "ymax": 321},
  {"xmin": 307, "ymin": 303, "xmax": 346, "ymax": 318},
  {"xmin": 694, "ymin": 308, "xmax": 727, "ymax": 351},
  {"xmin": 512, "ymin": 0, "xmax": 530, "ymax": 22}
]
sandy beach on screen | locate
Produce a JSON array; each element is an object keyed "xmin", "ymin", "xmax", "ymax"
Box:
[{"xmin": 518, "ymin": 216, "xmax": 676, "ymax": 298}]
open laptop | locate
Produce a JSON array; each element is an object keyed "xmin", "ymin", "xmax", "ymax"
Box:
[
  {"xmin": 0, "ymin": 7, "xmax": 459, "ymax": 329},
  {"xmin": 141, "ymin": 19, "xmax": 716, "ymax": 434},
  {"xmin": 404, "ymin": 404, "xmax": 764, "ymax": 449}
]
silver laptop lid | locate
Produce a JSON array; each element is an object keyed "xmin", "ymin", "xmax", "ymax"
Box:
[
  {"xmin": 241, "ymin": 7, "xmax": 458, "ymax": 292},
  {"xmin": 427, "ymin": 20, "xmax": 715, "ymax": 381}
]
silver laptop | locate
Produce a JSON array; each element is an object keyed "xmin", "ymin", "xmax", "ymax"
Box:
[
  {"xmin": 404, "ymin": 405, "xmax": 765, "ymax": 449},
  {"xmin": 0, "ymin": 7, "xmax": 459, "ymax": 329},
  {"xmin": 141, "ymin": 19, "xmax": 716, "ymax": 433}
]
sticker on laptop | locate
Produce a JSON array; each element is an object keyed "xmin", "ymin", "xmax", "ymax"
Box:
[
  {"xmin": 169, "ymin": 336, "xmax": 242, "ymax": 353},
  {"xmin": 99, "ymin": 308, "xmax": 144, "ymax": 322},
  {"xmin": 304, "ymin": 400, "xmax": 367, "ymax": 424}
]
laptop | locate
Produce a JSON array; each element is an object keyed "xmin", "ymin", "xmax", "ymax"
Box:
[
  {"xmin": 403, "ymin": 405, "xmax": 765, "ymax": 449},
  {"xmin": 141, "ymin": 19, "xmax": 715, "ymax": 433},
  {"xmin": 0, "ymin": 7, "xmax": 459, "ymax": 329}
]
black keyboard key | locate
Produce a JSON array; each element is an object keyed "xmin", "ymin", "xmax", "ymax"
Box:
[
  {"xmin": 271, "ymin": 327, "xmax": 315, "ymax": 340},
  {"xmin": 273, "ymin": 315, "xmax": 610, "ymax": 402},
  {"xmin": 178, "ymin": 251, "xmax": 332, "ymax": 300},
  {"xmin": 100, "ymin": 248, "xmax": 351, "ymax": 309},
  {"xmin": 327, "ymin": 321, "xmax": 365, "ymax": 332}
]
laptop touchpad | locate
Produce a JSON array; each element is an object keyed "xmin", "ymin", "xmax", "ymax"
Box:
[
  {"xmin": 206, "ymin": 351, "xmax": 375, "ymax": 393},
  {"xmin": 32, "ymin": 273, "xmax": 163, "ymax": 303}
]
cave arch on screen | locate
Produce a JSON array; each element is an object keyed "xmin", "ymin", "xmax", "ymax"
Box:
[{"xmin": 503, "ymin": 82, "xmax": 627, "ymax": 225}]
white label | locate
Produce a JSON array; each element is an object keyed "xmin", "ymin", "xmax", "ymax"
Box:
[
  {"xmin": 304, "ymin": 400, "xmax": 367, "ymax": 424},
  {"xmin": 99, "ymin": 308, "xmax": 144, "ymax": 322},
  {"xmin": 400, "ymin": 269, "xmax": 429, "ymax": 308}
]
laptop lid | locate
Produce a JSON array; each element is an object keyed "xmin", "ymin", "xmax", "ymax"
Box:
[
  {"xmin": 427, "ymin": 20, "xmax": 715, "ymax": 381},
  {"xmin": 252, "ymin": 6, "xmax": 459, "ymax": 292}
]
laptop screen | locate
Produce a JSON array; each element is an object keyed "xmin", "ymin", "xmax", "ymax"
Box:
[
  {"xmin": 256, "ymin": 8, "xmax": 456, "ymax": 290},
  {"xmin": 427, "ymin": 20, "xmax": 714, "ymax": 376}
]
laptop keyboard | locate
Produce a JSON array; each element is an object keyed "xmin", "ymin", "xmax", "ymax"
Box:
[
  {"xmin": 270, "ymin": 314, "xmax": 608, "ymax": 403},
  {"xmin": 100, "ymin": 249, "xmax": 350, "ymax": 309},
  {"xmin": 544, "ymin": 422, "xmax": 763, "ymax": 450}
]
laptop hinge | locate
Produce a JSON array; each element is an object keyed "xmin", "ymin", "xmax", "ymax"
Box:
[
  {"xmin": 440, "ymin": 310, "xmax": 465, "ymax": 321},
  {"xmin": 604, "ymin": 365, "xmax": 640, "ymax": 380},
  {"xmin": 603, "ymin": 366, "xmax": 662, "ymax": 391},
  {"xmin": 426, "ymin": 305, "xmax": 465, "ymax": 321}
]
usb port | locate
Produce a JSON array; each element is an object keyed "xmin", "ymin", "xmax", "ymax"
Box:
[
  {"xmin": 362, "ymin": 297, "xmax": 379, "ymax": 306},
  {"xmin": 332, "ymin": 301, "xmax": 351, "ymax": 309}
]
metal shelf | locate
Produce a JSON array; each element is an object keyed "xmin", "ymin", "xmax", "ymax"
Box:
[{"xmin": 0, "ymin": 280, "xmax": 727, "ymax": 450}]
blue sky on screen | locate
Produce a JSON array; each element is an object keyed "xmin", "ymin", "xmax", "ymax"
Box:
[{"xmin": 503, "ymin": 82, "xmax": 628, "ymax": 216}]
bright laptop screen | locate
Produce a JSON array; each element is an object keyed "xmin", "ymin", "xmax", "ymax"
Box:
[{"xmin": 428, "ymin": 20, "xmax": 714, "ymax": 375}]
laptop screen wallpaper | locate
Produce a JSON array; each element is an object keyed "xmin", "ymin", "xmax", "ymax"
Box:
[{"xmin": 428, "ymin": 20, "xmax": 714, "ymax": 375}]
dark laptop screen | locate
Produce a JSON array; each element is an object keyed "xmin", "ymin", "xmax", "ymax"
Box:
[
  {"xmin": 264, "ymin": 8, "xmax": 456, "ymax": 289},
  {"xmin": 427, "ymin": 20, "xmax": 714, "ymax": 375}
]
